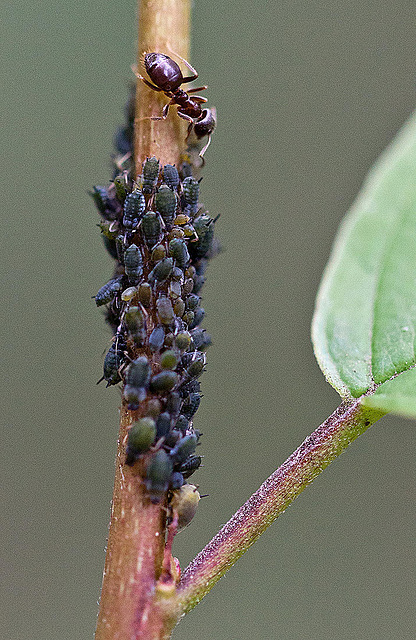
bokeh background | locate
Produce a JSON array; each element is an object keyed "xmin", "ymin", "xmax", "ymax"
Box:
[{"xmin": 1, "ymin": 1, "xmax": 415, "ymax": 638}]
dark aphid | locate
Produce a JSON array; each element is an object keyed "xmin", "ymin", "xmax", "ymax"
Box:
[
  {"xmin": 138, "ymin": 282, "xmax": 152, "ymax": 308},
  {"xmin": 170, "ymin": 434, "xmax": 198, "ymax": 465},
  {"xmin": 95, "ymin": 276, "xmax": 124, "ymax": 306},
  {"xmin": 102, "ymin": 235, "xmax": 118, "ymax": 260},
  {"xmin": 124, "ymin": 244, "xmax": 143, "ymax": 285},
  {"xmin": 185, "ymin": 294, "xmax": 200, "ymax": 311},
  {"xmin": 169, "ymin": 472, "xmax": 184, "ymax": 490},
  {"xmin": 170, "ymin": 484, "xmax": 201, "ymax": 530},
  {"xmin": 169, "ymin": 238, "xmax": 190, "ymax": 270},
  {"xmin": 171, "ymin": 266, "xmax": 183, "ymax": 281},
  {"xmin": 115, "ymin": 235, "xmax": 126, "ymax": 265},
  {"xmin": 141, "ymin": 156, "xmax": 160, "ymax": 195},
  {"xmin": 165, "ymin": 392, "xmax": 182, "ymax": 418},
  {"xmin": 141, "ymin": 211, "xmax": 162, "ymax": 248},
  {"xmin": 179, "ymin": 455, "xmax": 202, "ymax": 478},
  {"xmin": 155, "ymin": 412, "xmax": 172, "ymax": 439},
  {"xmin": 123, "ymin": 356, "xmax": 151, "ymax": 410},
  {"xmin": 182, "ymin": 176, "xmax": 200, "ymax": 214},
  {"xmin": 148, "ymin": 257, "xmax": 174, "ymax": 284},
  {"xmin": 182, "ymin": 277, "xmax": 194, "ymax": 295},
  {"xmin": 113, "ymin": 173, "xmax": 129, "ymax": 203},
  {"xmin": 181, "ymin": 392, "xmax": 201, "ymax": 419},
  {"xmin": 192, "ymin": 274, "xmax": 205, "ymax": 294},
  {"xmin": 179, "ymin": 161, "xmax": 193, "ymax": 179},
  {"xmin": 149, "ymin": 325, "xmax": 165, "ymax": 353},
  {"xmin": 137, "ymin": 53, "xmax": 208, "ymax": 125},
  {"xmin": 98, "ymin": 337, "xmax": 126, "ymax": 387},
  {"xmin": 90, "ymin": 186, "xmax": 119, "ymax": 220},
  {"xmin": 164, "ymin": 332, "xmax": 175, "ymax": 348},
  {"xmin": 160, "ymin": 350, "xmax": 178, "ymax": 370},
  {"xmin": 150, "ymin": 370, "xmax": 178, "ymax": 394},
  {"xmin": 179, "ymin": 378, "xmax": 201, "ymax": 397},
  {"xmin": 151, "ymin": 244, "xmax": 166, "ymax": 262},
  {"xmin": 163, "ymin": 164, "xmax": 180, "ymax": 190},
  {"xmin": 175, "ymin": 414, "xmax": 189, "ymax": 433},
  {"xmin": 189, "ymin": 307, "xmax": 205, "ymax": 330},
  {"xmin": 123, "ymin": 189, "xmax": 146, "ymax": 229},
  {"xmin": 154, "ymin": 184, "xmax": 178, "ymax": 226},
  {"xmin": 156, "ymin": 296, "xmax": 174, "ymax": 325},
  {"xmin": 125, "ymin": 417, "xmax": 156, "ymax": 466},
  {"xmin": 190, "ymin": 328, "xmax": 212, "ymax": 351},
  {"xmin": 190, "ymin": 215, "xmax": 214, "ymax": 259},
  {"xmin": 164, "ymin": 429, "xmax": 181, "ymax": 448},
  {"xmin": 146, "ymin": 398, "xmax": 162, "ymax": 418},
  {"xmin": 145, "ymin": 449, "xmax": 173, "ymax": 504},
  {"xmin": 124, "ymin": 306, "xmax": 146, "ymax": 346}
]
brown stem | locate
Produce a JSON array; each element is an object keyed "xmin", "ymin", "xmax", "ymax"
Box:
[
  {"xmin": 176, "ymin": 399, "xmax": 385, "ymax": 613},
  {"xmin": 95, "ymin": 1, "xmax": 191, "ymax": 639}
]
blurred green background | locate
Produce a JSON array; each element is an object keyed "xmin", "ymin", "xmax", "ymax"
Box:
[{"xmin": 1, "ymin": 1, "xmax": 415, "ymax": 639}]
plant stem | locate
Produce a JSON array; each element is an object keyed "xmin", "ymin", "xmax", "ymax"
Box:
[
  {"xmin": 95, "ymin": 2, "xmax": 190, "ymax": 639},
  {"xmin": 175, "ymin": 399, "xmax": 385, "ymax": 613}
]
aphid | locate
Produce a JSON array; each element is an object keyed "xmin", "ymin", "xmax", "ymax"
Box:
[
  {"xmin": 183, "ymin": 352, "xmax": 205, "ymax": 379},
  {"xmin": 171, "ymin": 266, "xmax": 183, "ymax": 281},
  {"xmin": 162, "ymin": 164, "xmax": 180, "ymax": 190},
  {"xmin": 175, "ymin": 331, "xmax": 192, "ymax": 351},
  {"xmin": 115, "ymin": 235, "xmax": 126, "ymax": 265},
  {"xmin": 150, "ymin": 370, "xmax": 178, "ymax": 394},
  {"xmin": 138, "ymin": 282, "xmax": 152, "ymax": 308},
  {"xmin": 121, "ymin": 286, "xmax": 138, "ymax": 302},
  {"xmin": 164, "ymin": 429, "xmax": 181, "ymax": 448},
  {"xmin": 182, "ymin": 177, "xmax": 200, "ymax": 214},
  {"xmin": 113, "ymin": 173, "xmax": 129, "ymax": 203},
  {"xmin": 98, "ymin": 220, "xmax": 118, "ymax": 240},
  {"xmin": 145, "ymin": 449, "xmax": 173, "ymax": 504},
  {"xmin": 124, "ymin": 306, "xmax": 146, "ymax": 346},
  {"xmin": 151, "ymin": 244, "xmax": 166, "ymax": 262},
  {"xmin": 149, "ymin": 325, "xmax": 165, "ymax": 353},
  {"xmin": 190, "ymin": 328, "xmax": 212, "ymax": 351},
  {"xmin": 140, "ymin": 211, "xmax": 162, "ymax": 248},
  {"xmin": 123, "ymin": 189, "xmax": 146, "ymax": 229},
  {"xmin": 170, "ymin": 484, "xmax": 201, "ymax": 530},
  {"xmin": 124, "ymin": 244, "xmax": 143, "ymax": 285},
  {"xmin": 123, "ymin": 356, "xmax": 151, "ymax": 410},
  {"xmin": 174, "ymin": 414, "xmax": 189, "ymax": 432},
  {"xmin": 156, "ymin": 296, "xmax": 174, "ymax": 325},
  {"xmin": 154, "ymin": 184, "xmax": 178, "ymax": 226},
  {"xmin": 181, "ymin": 392, "xmax": 201, "ymax": 419},
  {"xmin": 168, "ymin": 280, "xmax": 182, "ymax": 300},
  {"xmin": 182, "ymin": 310, "xmax": 195, "ymax": 327},
  {"xmin": 146, "ymin": 398, "xmax": 162, "ymax": 418},
  {"xmin": 169, "ymin": 238, "xmax": 190, "ymax": 269},
  {"xmin": 155, "ymin": 412, "xmax": 172, "ymax": 439},
  {"xmin": 182, "ymin": 278, "xmax": 194, "ymax": 295},
  {"xmin": 179, "ymin": 378, "xmax": 201, "ymax": 397},
  {"xmin": 125, "ymin": 417, "xmax": 156, "ymax": 466},
  {"xmin": 189, "ymin": 307, "xmax": 205, "ymax": 330},
  {"xmin": 192, "ymin": 274, "xmax": 205, "ymax": 294},
  {"xmin": 90, "ymin": 186, "xmax": 119, "ymax": 220},
  {"xmin": 191, "ymin": 215, "xmax": 215, "ymax": 258},
  {"xmin": 148, "ymin": 257, "xmax": 174, "ymax": 284},
  {"xmin": 173, "ymin": 299, "xmax": 185, "ymax": 318},
  {"xmin": 165, "ymin": 391, "xmax": 182, "ymax": 418},
  {"xmin": 179, "ymin": 455, "xmax": 202, "ymax": 478},
  {"xmin": 160, "ymin": 350, "xmax": 178, "ymax": 370},
  {"xmin": 170, "ymin": 434, "xmax": 198, "ymax": 465},
  {"xmin": 94, "ymin": 276, "xmax": 124, "ymax": 306},
  {"xmin": 98, "ymin": 336, "xmax": 126, "ymax": 386},
  {"xmin": 185, "ymin": 294, "xmax": 200, "ymax": 311},
  {"xmin": 138, "ymin": 53, "xmax": 208, "ymax": 125},
  {"xmin": 141, "ymin": 156, "xmax": 160, "ymax": 195}
]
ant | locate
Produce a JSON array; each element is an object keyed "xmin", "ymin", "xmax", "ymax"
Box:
[{"xmin": 134, "ymin": 52, "xmax": 216, "ymax": 156}]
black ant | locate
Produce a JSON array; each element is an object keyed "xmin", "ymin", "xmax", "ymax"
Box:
[{"xmin": 133, "ymin": 52, "xmax": 216, "ymax": 156}]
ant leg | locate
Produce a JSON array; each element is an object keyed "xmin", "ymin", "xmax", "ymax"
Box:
[
  {"xmin": 199, "ymin": 133, "xmax": 212, "ymax": 158},
  {"xmin": 177, "ymin": 110, "xmax": 195, "ymax": 124},
  {"xmin": 165, "ymin": 44, "xmax": 199, "ymax": 83},
  {"xmin": 150, "ymin": 100, "xmax": 173, "ymax": 121},
  {"xmin": 187, "ymin": 86, "xmax": 208, "ymax": 94},
  {"xmin": 131, "ymin": 64, "xmax": 163, "ymax": 91},
  {"xmin": 191, "ymin": 96, "xmax": 208, "ymax": 104}
]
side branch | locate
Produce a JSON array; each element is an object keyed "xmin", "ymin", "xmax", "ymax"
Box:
[{"xmin": 176, "ymin": 399, "xmax": 385, "ymax": 613}]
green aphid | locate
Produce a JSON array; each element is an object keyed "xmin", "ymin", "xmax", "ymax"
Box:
[
  {"xmin": 145, "ymin": 449, "xmax": 173, "ymax": 504},
  {"xmin": 156, "ymin": 296, "xmax": 174, "ymax": 325},
  {"xmin": 175, "ymin": 331, "xmax": 192, "ymax": 351},
  {"xmin": 169, "ymin": 238, "xmax": 190, "ymax": 269},
  {"xmin": 138, "ymin": 282, "xmax": 152, "ymax": 308},
  {"xmin": 173, "ymin": 299, "xmax": 185, "ymax": 318},
  {"xmin": 148, "ymin": 257, "xmax": 174, "ymax": 284},
  {"xmin": 113, "ymin": 173, "xmax": 129, "ymax": 203},
  {"xmin": 125, "ymin": 418, "xmax": 156, "ymax": 466},
  {"xmin": 141, "ymin": 211, "xmax": 162, "ymax": 248},
  {"xmin": 154, "ymin": 184, "xmax": 178, "ymax": 226},
  {"xmin": 190, "ymin": 214, "xmax": 215, "ymax": 259},
  {"xmin": 149, "ymin": 370, "xmax": 178, "ymax": 394},
  {"xmin": 98, "ymin": 220, "xmax": 118, "ymax": 240},
  {"xmin": 124, "ymin": 244, "xmax": 143, "ymax": 285},
  {"xmin": 182, "ymin": 176, "xmax": 200, "ymax": 214},
  {"xmin": 160, "ymin": 350, "xmax": 178, "ymax": 370},
  {"xmin": 151, "ymin": 244, "xmax": 166, "ymax": 262},
  {"xmin": 169, "ymin": 434, "xmax": 198, "ymax": 465},
  {"xmin": 185, "ymin": 352, "xmax": 206, "ymax": 379},
  {"xmin": 141, "ymin": 156, "xmax": 160, "ymax": 195},
  {"xmin": 124, "ymin": 306, "xmax": 146, "ymax": 346},
  {"xmin": 162, "ymin": 164, "xmax": 180, "ymax": 190},
  {"xmin": 94, "ymin": 276, "xmax": 123, "ymax": 306},
  {"xmin": 170, "ymin": 484, "xmax": 201, "ymax": 530}
]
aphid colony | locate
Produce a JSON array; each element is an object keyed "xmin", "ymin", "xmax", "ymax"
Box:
[{"xmin": 91, "ymin": 81, "xmax": 218, "ymax": 516}]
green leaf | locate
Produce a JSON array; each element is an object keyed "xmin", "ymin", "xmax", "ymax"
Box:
[{"xmin": 312, "ymin": 111, "xmax": 416, "ymax": 416}]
